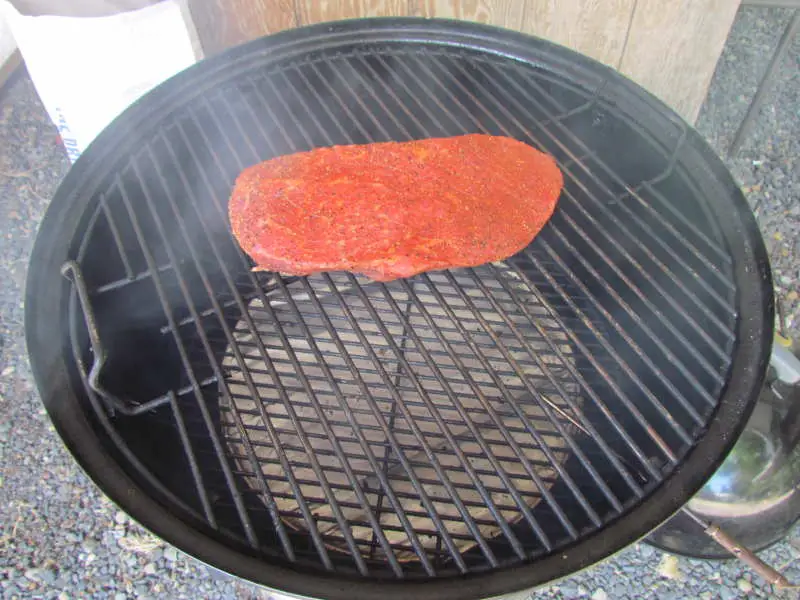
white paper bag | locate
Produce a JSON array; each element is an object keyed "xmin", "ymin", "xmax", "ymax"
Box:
[{"xmin": 1, "ymin": 0, "xmax": 200, "ymax": 161}]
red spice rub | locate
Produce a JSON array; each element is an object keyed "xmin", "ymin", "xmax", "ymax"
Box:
[{"xmin": 228, "ymin": 134, "xmax": 563, "ymax": 281}]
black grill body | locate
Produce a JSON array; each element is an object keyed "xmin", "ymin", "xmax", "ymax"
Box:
[{"xmin": 25, "ymin": 18, "xmax": 772, "ymax": 600}]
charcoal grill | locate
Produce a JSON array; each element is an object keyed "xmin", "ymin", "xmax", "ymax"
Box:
[{"xmin": 25, "ymin": 18, "xmax": 773, "ymax": 600}]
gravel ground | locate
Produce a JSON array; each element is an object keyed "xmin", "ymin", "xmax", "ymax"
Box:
[
  {"xmin": 1, "ymin": 6, "xmax": 798, "ymax": 599},
  {"xmin": 696, "ymin": 6, "xmax": 800, "ymax": 340}
]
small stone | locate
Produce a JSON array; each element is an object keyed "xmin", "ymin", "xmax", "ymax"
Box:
[
  {"xmin": 206, "ymin": 566, "xmax": 232, "ymax": 582},
  {"xmin": 560, "ymin": 582, "xmax": 579, "ymax": 596},
  {"xmin": 737, "ymin": 578, "xmax": 753, "ymax": 593},
  {"xmin": 699, "ymin": 592, "xmax": 713, "ymax": 600},
  {"xmin": 114, "ymin": 593, "xmax": 126, "ymax": 600},
  {"xmin": 637, "ymin": 543, "xmax": 656, "ymax": 558},
  {"xmin": 591, "ymin": 589, "xmax": 608, "ymax": 600},
  {"xmin": 657, "ymin": 554, "xmax": 682, "ymax": 580},
  {"xmin": 114, "ymin": 511, "xmax": 127, "ymax": 525},
  {"xmin": 24, "ymin": 567, "xmax": 55, "ymax": 584},
  {"xmin": 143, "ymin": 563, "xmax": 157, "ymax": 576},
  {"xmin": 164, "ymin": 547, "xmax": 178, "ymax": 562},
  {"xmin": 64, "ymin": 531, "xmax": 82, "ymax": 544},
  {"xmin": 719, "ymin": 588, "xmax": 736, "ymax": 600},
  {"xmin": 58, "ymin": 593, "xmax": 69, "ymax": 600}
]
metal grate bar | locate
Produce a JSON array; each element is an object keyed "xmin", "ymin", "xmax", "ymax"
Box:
[
  {"xmin": 246, "ymin": 77, "xmax": 502, "ymax": 565},
  {"xmin": 438, "ymin": 270, "xmax": 615, "ymax": 518},
  {"xmin": 334, "ymin": 273, "xmax": 503, "ymax": 566},
  {"xmin": 524, "ymin": 245, "xmax": 692, "ymax": 447},
  {"xmin": 215, "ymin": 290, "xmax": 604, "ymax": 346},
  {"xmin": 539, "ymin": 86, "xmax": 731, "ymax": 270},
  {"xmin": 486, "ymin": 263, "xmax": 662, "ymax": 483},
  {"xmin": 140, "ymin": 145, "xmax": 302, "ymax": 564},
  {"xmin": 486, "ymin": 257, "xmax": 680, "ymax": 464},
  {"xmin": 66, "ymin": 288, "xmax": 210, "ymax": 528},
  {"xmin": 101, "ymin": 201, "xmax": 134, "ymax": 280},
  {"xmin": 361, "ymin": 55, "xmax": 441, "ymax": 137},
  {"xmin": 220, "ymin": 334, "xmax": 599, "ymax": 390},
  {"xmin": 548, "ymin": 219, "xmax": 716, "ymax": 413},
  {"xmin": 225, "ymin": 451, "xmax": 560, "ymax": 493},
  {"xmin": 209, "ymin": 93, "xmax": 454, "ymax": 574},
  {"xmin": 502, "ymin": 58, "xmax": 735, "ymax": 277},
  {"xmin": 422, "ymin": 54, "xmax": 731, "ymax": 371},
  {"xmin": 469, "ymin": 61, "xmax": 736, "ymax": 335},
  {"xmin": 293, "ymin": 279, "xmax": 452, "ymax": 571},
  {"xmin": 536, "ymin": 232, "xmax": 706, "ymax": 427},
  {"xmin": 219, "ymin": 418, "xmax": 567, "ymax": 473},
  {"xmin": 402, "ymin": 55, "xmax": 708, "ymax": 435},
  {"xmin": 394, "ymin": 280, "xmax": 578, "ymax": 540},
  {"xmin": 169, "ymin": 391, "xmax": 218, "ymax": 526},
  {"xmin": 576, "ymin": 177, "xmax": 736, "ymax": 312},
  {"xmin": 159, "ymin": 274, "xmax": 290, "ymax": 334},
  {"xmin": 161, "ymin": 126, "xmax": 337, "ymax": 570},
  {"xmin": 263, "ymin": 276, "xmax": 433, "ymax": 575},
  {"xmin": 461, "ymin": 267, "xmax": 645, "ymax": 495},
  {"xmin": 91, "ymin": 263, "xmax": 174, "ymax": 295},
  {"xmin": 113, "ymin": 173, "xmax": 260, "ymax": 548},
  {"xmin": 378, "ymin": 56, "xmax": 697, "ymax": 439},
  {"xmin": 325, "ymin": 59, "xmax": 399, "ymax": 140},
  {"xmin": 554, "ymin": 190, "xmax": 731, "ymax": 367},
  {"xmin": 375, "ymin": 283, "xmax": 556, "ymax": 549},
  {"xmin": 361, "ymin": 55, "xmax": 663, "ymax": 487},
  {"xmin": 221, "ymin": 378, "xmax": 583, "ymax": 429},
  {"xmin": 231, "ymin": 480, "xmax": 556, "ymax": 515},
  {"xmin": 217, "ymin": 404, "xmax": 568, "ymax": 456},
  {"xmin": 396, "ymin": 51, "xmax": 652, "ymax": 480},
  {"xmin": 220, "ymin": 365, "xmax": 580, "ymax": 403},
  {"xmin": 635, "ymin": 179, "xmax": 733, "ymax": 272},
  {"xmin": 240, "ymin": 74, "xmax": 503, "ymax": 570},
  {"xmin": 316, "ymin": 278, "xmax": 488, "ymax": 569},
  {"xmin": 203, "ymin": 97, "xmax": 484, "ymax": 568},
  {"xmin": 291, "ymin": 64, "xmax": 582, "ymax": 546},
  {"xmin": 277, "ymin": 70, "xmax": 546, "ymax": 559},
  {"xmin": 300, "ymin": 51, "xmax": 657, "ymax": 521},
  {"xmin": 399, "ymin": 278, "xmax": 596, "ymax": 532},
  {"xmin": 302, "ymin": 62, "xmax": 384, "ymax": 143}
]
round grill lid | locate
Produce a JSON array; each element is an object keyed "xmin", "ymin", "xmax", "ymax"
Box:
[{"xmin": 25, "ymin": 18, "xmax": 772, "ymax": 600}]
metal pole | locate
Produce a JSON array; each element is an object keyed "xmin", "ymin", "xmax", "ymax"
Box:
[{"xmin": 729, "ymin": 9, "xmax": 800, "ymax": 156}]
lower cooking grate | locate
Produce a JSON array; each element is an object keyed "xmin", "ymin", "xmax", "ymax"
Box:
[
  {"xmin": 221, "ymin": 267, "xmax": 583, "ymax": 571},
  {"xmin": 38, "ymin": 19, "xmax": 767, "ymax": 589}
]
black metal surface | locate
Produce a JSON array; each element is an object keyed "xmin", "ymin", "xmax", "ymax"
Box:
[{"xmin": 25, "ymin": 18, "xmax": 773, "ymax": 600}]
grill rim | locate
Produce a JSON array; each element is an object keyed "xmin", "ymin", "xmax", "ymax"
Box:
[{"xmin": 25, "ymin": 17, "xmax": 773, "ymax": 600}]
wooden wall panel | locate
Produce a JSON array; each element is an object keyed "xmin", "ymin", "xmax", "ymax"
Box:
[
  {"xmin": 521, "ymin": 0, "xmax": 635, "ymax": 69},
  {"xmin": 188, "ymin": 0, "xmax": 297, "ymax": 56},
  {"xmin": 298, "ymin": 0, "xmax": 411, "ymax": 25},
  {"xmin": 418, "ymin": 0, "xmax": 524, "ymax": 29},
  {"xmin": 188, "ymin": 0, "xmax": 739, "ymax": 121},
  {"xmin": 618, "ymin": 0, "xmax": 740, "ymax": 122}
]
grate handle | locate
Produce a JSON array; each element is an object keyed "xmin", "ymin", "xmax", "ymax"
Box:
[{"xmin": 61, "ymin": 260, "xmax": 171, "ymax": 416}]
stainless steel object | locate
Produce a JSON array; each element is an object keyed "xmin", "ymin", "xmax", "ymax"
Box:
[{"xmin": 648, "ymin": 335, "xmax": 800, "ymax": 559}]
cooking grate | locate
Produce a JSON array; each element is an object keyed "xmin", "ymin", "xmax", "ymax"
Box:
[{"xmin": 27, "ymin": 19, "xmax": 772, "ymax": 598}]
